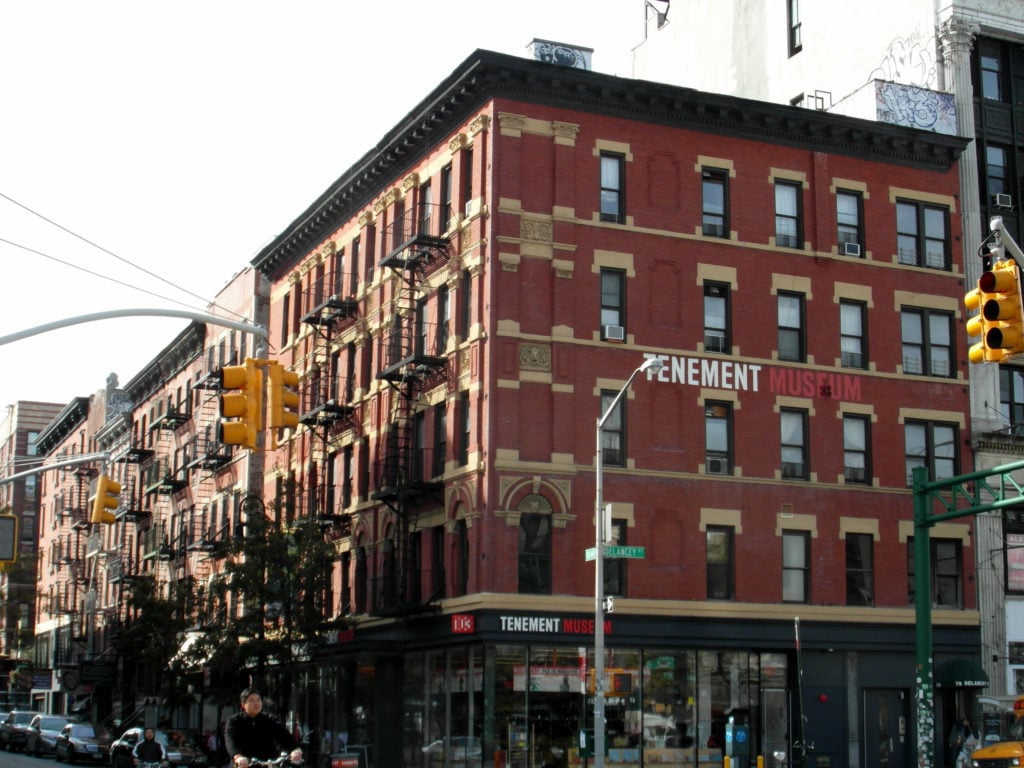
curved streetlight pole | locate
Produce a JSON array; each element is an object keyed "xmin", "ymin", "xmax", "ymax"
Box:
[{"xmin": 593, "ymin": 355, "xmax": 663, "ymax": 768}]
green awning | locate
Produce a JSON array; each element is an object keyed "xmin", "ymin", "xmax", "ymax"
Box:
[{"xmin": 936, "ymin": 658, "xmax": 989, "ymax": 688}]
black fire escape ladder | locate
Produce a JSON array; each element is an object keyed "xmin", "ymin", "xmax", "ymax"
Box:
[{"xmin": 372, "ymin": 201, "xmax": 451, "ymax": 614}]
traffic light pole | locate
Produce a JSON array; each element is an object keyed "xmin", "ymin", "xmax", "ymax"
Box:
[
  {"xmin": 0, "ymin": 452, "xmax": 110, "ymax": 485},
  {"xmin": 912, "ymin": 458, "xmax": 1024, "ymax": 767},
  {"xmin": 0, "ymin": 308, "xmax": 267, "ymax": 347}
]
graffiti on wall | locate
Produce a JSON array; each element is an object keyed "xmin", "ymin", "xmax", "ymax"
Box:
[
  {"xmin": 875, "ymin": 81, "xmax": 957, "ymax": 134},
  {"xmin": 869, "ymin": 33, "xmax": 938, "ymax": 88}
]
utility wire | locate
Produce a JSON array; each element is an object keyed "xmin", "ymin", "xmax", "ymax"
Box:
[
  {"xmin": 0, "ymin": 190, "xmax": 247, "ymax": 321},
  {"xmin": 0, "ymin": 236, "xmax": 210, "ymax": 313}
]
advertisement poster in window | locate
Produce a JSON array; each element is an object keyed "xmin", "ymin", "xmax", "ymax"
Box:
[{"xmin": 1007, "ymin": 533, "xmax": 1024, "ymax": 592}]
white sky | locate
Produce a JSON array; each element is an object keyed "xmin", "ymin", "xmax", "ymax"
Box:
[{"xmin": 0, "ymin": 0, "xmax": 645, "ymax": 414}]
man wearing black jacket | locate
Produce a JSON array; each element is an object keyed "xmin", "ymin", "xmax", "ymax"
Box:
[
  {"xmin": 132, "ymin": 728, "xmax": 168, "ymax": 766},
  {"xmin": 224, "ymin": 688, "xmax": 302, "ymax": 768}
]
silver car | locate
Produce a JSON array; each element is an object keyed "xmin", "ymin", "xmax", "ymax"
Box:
[{"xmin": 27, "ymin": 714, "xmax": 75, "ymax": 756}]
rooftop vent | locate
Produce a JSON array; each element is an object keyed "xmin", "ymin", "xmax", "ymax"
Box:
[{"xmin": 527, "ymin": 39, "xmax": 592, "ymax": 70}]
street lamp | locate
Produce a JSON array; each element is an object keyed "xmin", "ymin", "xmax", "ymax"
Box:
[{"xmin": 593, "ymin": 355, "xmax": 664, "ymax": 768}]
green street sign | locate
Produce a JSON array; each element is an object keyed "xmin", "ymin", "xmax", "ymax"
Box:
[
  {"xmin": 584, "ymin": 545, "xmax": 646, "ymax": 561},
  {"xmin": 606, "ymin": 545, "xmax": 646, "ymax": 559}
]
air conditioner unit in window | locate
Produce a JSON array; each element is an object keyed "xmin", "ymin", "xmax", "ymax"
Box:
[
  {"xmin": 603, "ymin": 325, "xmax": 625, "ymax": 342},
  {"xmin": 995, "ymin": 193, "xmax": 1013, "ymax": 209},
  {"xmin": 841, "ymin": 242, "xmax": 862, "ymax": 257},
  {"xmin": 707, "ymin": 457, "xmax": 729, "ymax": 475}
]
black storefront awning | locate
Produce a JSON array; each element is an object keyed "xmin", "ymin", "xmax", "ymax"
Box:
[{"xmin": 936, "ymin": 658, "xmax": 989, "ymax": 688}]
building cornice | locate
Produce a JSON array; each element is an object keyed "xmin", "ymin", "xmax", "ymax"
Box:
[
  {"xmin": 35, "ymin": 397, "xmax": 90, "ymax": 456},
  {"xmin": 252, "ymin": 48, "xmax": 969, "ymax": 279}
]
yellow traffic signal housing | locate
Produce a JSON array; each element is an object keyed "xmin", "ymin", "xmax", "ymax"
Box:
[
  {"xmin": 0, "ymin": 514, "xmax": 18, "ymax": 563},
  {"xmin": 967, "ymin": 258, "xmax": 1024, "ymax": 363},
  {"xmin": 90, "ymin": 474, "xmax": 121, "ymax": 525},
  {"xmin": 268, "ymin": 362, "xmax": 301, "ymax": 430},
  {"xmin": 219, "ymin": 358, "xmax": 264, "ymax": 449}
]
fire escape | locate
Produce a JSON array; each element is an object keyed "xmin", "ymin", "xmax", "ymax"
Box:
[
  {"xmin": 298, "ymin": 247, "xmax": 361, "ymax": 535},
  {"xmin": 373, "ymin": 200, "xmax": 450, "ymax": 615}
]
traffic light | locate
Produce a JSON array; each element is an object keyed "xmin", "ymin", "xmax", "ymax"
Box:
[
  {"xmin": 268, "ymin": 362, "xmax": 301, "ymax": 430},
  {"xmin": 90, "ymin": 474, "xmax": 121, "ymax": 525},
  {"xmin": 967, "ymin": 257, "xmax": 1024, "ymax": 363},
  {"xmin": 219, "ymin": 358, "xmax": 263, "ymax": 449}
]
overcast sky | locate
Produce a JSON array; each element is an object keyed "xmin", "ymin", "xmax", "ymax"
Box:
[{"xmin": 0, "ymin": 0, "xmax": 644, "ymax": 417}]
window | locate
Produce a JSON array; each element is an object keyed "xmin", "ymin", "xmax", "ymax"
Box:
[
  {"xmin": 459, "ymin": 268, "xmax": 472, "ymax": 339},
  {"xmin": 26, "ymin": 431, "xmax": 39, "ymax": 457},
  {"xmin": 901, "ymin": 308, "xmax": 954, "ymax": 377},
  {"xmin": 777, "ymin": 292, "xmax": 805, "ymax": 362},
  {"xmin": 774, "ymin": 180, "xmax": 802, "ymax": 248},
  {"xmin": 437, "ymin": 284, "xmax": 450, "ymax": 353},
  {"xmin": 706, "ymin": 525, "xmax": 734, "ymax": 600},
  {"xmin": 412, "ymin": 412, "xmax": 427, "ymax": 482},
  {"xmin": 1000, "ymin": 367, "xmax": 1024, "ymax": 436},
  {"xmin": 846, "ymin": 533, "xmax": 874, "ymax": 606},
  {"xmin": 518, "ymin": 510, "xmax": 551, "ymax": 594},
  {"xmin": 600, "ymin": 152, "xmax": 625, "ymax": 223},
  {"xmin": 364, "ymin": 225, "xmax": 375, "ymax": 284},
  {"xmin": 787, "ymin": 0, "xmax": 802, "ymax": 56},
  {"xmin": 896, "ymin": 200, "xmax": 950, "ymax": 270},
  {"xmin": 836, "ymin": 190, "xmax": 863, "ymax": 254},
  {"xmin": 705, "ymin": 402, "xmax": 732, "ymax": 475},
  {"xmin": 462, "ymin": 147, "xmax": 474, "ymax": 213},
  {"xmin": 907, "ymin": 538, "xmax": 962, "ymax": 608},
  {"xmin": 440, "ymin": 164, "xmax": 453, "ymax": 231},
  {"xmin": 840, "ymin": 300, "xmax": 867, "ymax": 369},
  {"xmin": 704, "ymin": 283, "xmax": 730, "ymax": 353},
  {"xmin": 604, "ymin": 519, "xmax": 627, "ymax": 597},
  {"xmin": 342, "ymin": 446, "xmax": 353, "ymax": 509},
  {"xmin": 332, "ymin": 248, "xmax": 345, "ymax": 297},
  {"xmin": 281, "ymin": 293, "xmax": 291, "ymax": 343},
  {"xmin": 433, "ymin": 404, "xmax": 447, "ymax": 478},
  {"xmin": 431, "ymin": 526, "xmax": 445, "ymax": 601},
  {"xmin": 419, "ymin": 182, "xmax": 434, "ymax": 235},
  {"xmin": 780, "ymin": 408, "xmax": 808, "ymax": 480},
  {"xmin": 601, "ymin": 390, "xmax": 625, "ymax": 467},
  {"xmin": 986, "ymin": 144, "xmax": 1010, "ymax": 200},
  {"xmin": 458, "ymin": 391, "xmax": 471, "ymax": 466},
  {"xmin": 782, "ymin": 530, "xmax": 809, "ymax": 602},
  {"xmin": 904, "ymin": 420, "xmax": 957, "ymax": 485},
  {"xmin": 355, "ymin": 544, "xmax": 368, "ymax": 613},
  {"xmin": 702, "ymin": 168, "xmax": 728, "ymax": 237},
  {"xmin": 601, "ymin": 268, "xmax": 626, "ymax": 336},
  {"xmin": 454, "ymin": 519, "xmax": 469, "ymax": 597},
  {"xmin": 979, "ymin": 40, "xmax": 1004, "ymax": 101},
  {"xmin": 351, "ymin": 236, "xmax": 361, "ymax": 295},
  {"xmin": 843, "ymin": 414, "xmax": 871, "ymax": 484}
]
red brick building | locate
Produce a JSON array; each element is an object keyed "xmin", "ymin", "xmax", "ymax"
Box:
[{"xmin": 251, "ymin": 48, "xmax": 970, "ymax": 768}]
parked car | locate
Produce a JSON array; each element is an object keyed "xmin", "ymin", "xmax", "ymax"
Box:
[
  {"xmin": 27, "ymin": 713, "xmax": 76, "ymax": 756},
  {"xmin": 110, "ymin": 727, "xmax": 208, "ymax": 768},
  {"xmin": 0, "ymin": 709, "xmax": 38, "ymax": 751},
  {"xmin": 54, "ymin": 721, "xmax": 113, "ymax": 763}
]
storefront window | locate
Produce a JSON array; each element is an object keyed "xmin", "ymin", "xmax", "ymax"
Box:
[
  {"xmin": 494, "ymin": 645, "xmax": 528, "ymax": 765},
  {"xmin": 698, "ymin": 650, "xmax": 759, "ymax": 766},
  {"xmin": 529, "ymin": 646, "xmax": 583, "ymax": 767},
  {"xmin": 403, "ymin": 654, "xmax": 426, "ymax": 765},
  {"xmin": 642, "ymin": 651, "xmax": 697, "ymax": 760}
]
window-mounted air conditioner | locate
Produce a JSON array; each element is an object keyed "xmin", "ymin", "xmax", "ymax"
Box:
[
  {"xmin": 841, "ymin": 242, "xmax": 862, "ymax": 257},
  {"xmin": 706, "ymin": 457, "xmax": 729, "ymax": 475},
  {"xmin": 603, "ymin": 325, "xmax": 625, "ymax": 342},
  {"xmin": 995, "ymin": 193, "xmax": 1013, "ymax": 209}
]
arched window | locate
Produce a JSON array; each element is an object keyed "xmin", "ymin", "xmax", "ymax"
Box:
[{"xmin": 518, "ymin": 494, "xmax": 552, "ymax": 595}]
